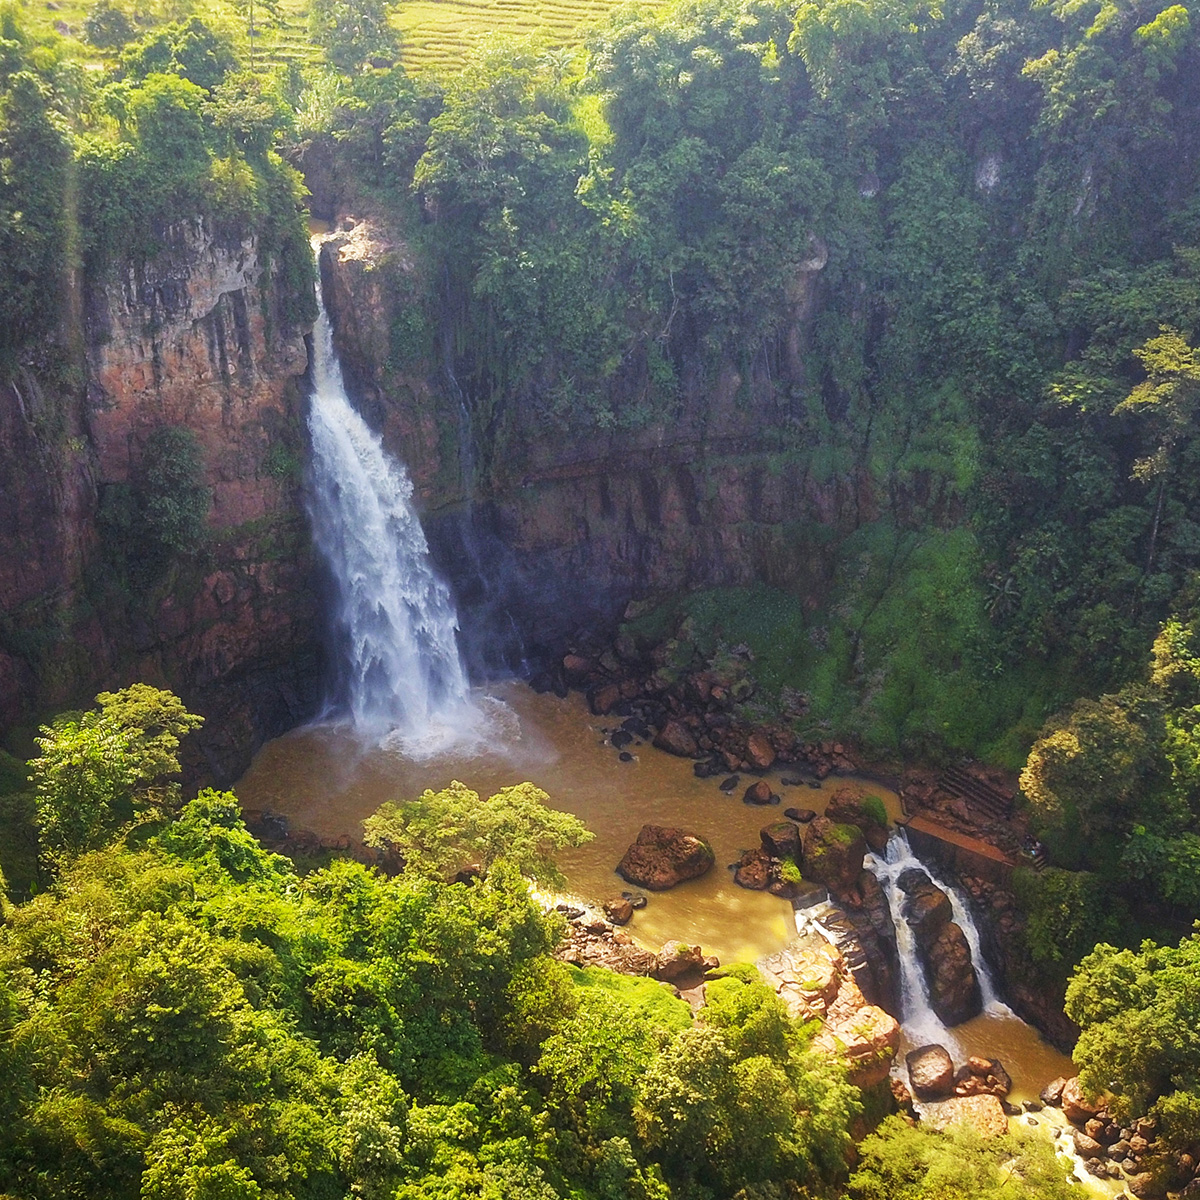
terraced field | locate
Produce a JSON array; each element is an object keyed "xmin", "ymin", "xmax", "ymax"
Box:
[
  {"xmin": 394, "ymin": 0, "xmax": 651, "ymax": 74},
  {"xmin": 18, "ymin": 0, "xmax": 654, "ymax": 77}
]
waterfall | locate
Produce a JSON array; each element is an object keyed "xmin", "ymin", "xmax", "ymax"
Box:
[
  {"xmin": 867, "ymin": 830, "xmax": 1011, "ymax": 1052},
  {"xmin": 306, "ymin": 235, "xmax": 477, "ymax": 755}
]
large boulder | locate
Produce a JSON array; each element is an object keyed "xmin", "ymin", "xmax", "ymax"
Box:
[
  {"xmin": 920, "ymin": 1094, "xmax": 1009, "ymax": 1138},
  {"xmin": 733, "ymin": 848, "xmax": 772, "ymax": 890},
  {"xmin": 907, "ymin": 1044, "xmax": 955, "ymax": 1100},
  {"xmin": 654, "ymin": 719, "xmax": 699, "ymax": 757},
  {"xmin": 900, "ymin": 874, "xmax": 954, "ymax": 946},
  {"xmin": 923, "ymin": 921, "xmax": 982, "ymax": 1026},
  {"xmin": 802, "ymin": 817, "xmax": 868, "ymax": 896},
  {"xmin": 1061, "ymin": 1076, "xmax": 1101, "ymax": 1124},
  {"xmin": 652, "ymin": 940, "xmax": 706, "ymax": 983},
  {"xmin": 760, "ymin": 821, "xmax": 802, "ymax": 861},
  {"xmin": 745, "ymin": 732, "xmax": 777, "ymax": 770},
  {"xmin": 743, "ymin": 780, "xmax": 780, "ymax": 805},
  {"xmin": 617, "ymin": 825, "xmax": 715, "ymax": 891},
  {"xmin": 826, "ymin": 785, "xmax": 890, "ymax": 853}
]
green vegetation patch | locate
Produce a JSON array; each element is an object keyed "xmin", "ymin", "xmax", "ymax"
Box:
[{"xmin": 567, "ymin": 964, "xmax": 693, "ymax": 1030}]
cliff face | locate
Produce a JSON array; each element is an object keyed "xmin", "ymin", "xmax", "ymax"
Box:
[
  {"xmin": 0, "ymin": 219, "xmax": 321, "ymax": 780},
  {"xmin": 319, "ymin": 214, "xmax": 873, "ymax": 674}
]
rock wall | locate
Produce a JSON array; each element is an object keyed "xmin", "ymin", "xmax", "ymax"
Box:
[
  {"xmin": 317, "ymin": 213, "xmax": 872, "ymax": 674},
  {"xmin": 0, "ymin": 219, "xmax": 321, "ymax": 781}
]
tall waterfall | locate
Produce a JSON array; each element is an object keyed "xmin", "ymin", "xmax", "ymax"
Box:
[
  {"xmin": 868, "ymin": 830, "xmax": 1012, "ymax": 1051},
  {"xmin": 306, "ymin": 236, "xmax": 474, "ymax": 753}
]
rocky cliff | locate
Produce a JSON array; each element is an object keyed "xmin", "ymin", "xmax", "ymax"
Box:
[
  {"xmin": 0, "ymin": 219, "xmax": 321, "ymax": 780},
  {"xmin": 317, "ymin": 211, "xmax": 877, "ymax": 677}
]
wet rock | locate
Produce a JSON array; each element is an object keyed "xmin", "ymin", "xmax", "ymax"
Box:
[
  {"xmin": 1108, "ymin": 1139, "xmax": 1132, "ymax": 1160},
  {"xmin": 920, "ymin": 1094, "xmax": 1008, "ymax": 1138},
  {"xmin": 907, "ymin": 1044, "xmax": 955, "ymax": 1100},
  {"xmin": 760, "ymin": 821, "xmax": 802, "ymax": 861},
  {"xmin": 1040, "ymin": 1076, "xmax": 1067, "ymax": 1107},
  {"xmin": 924, "ymin": 921, "xmax": 982, "ymax": 1026},
  {"xmin": 1074, "ymin": 1132, "xmax": 1105, "ymax": 1159},
  {"xmin": 785, "ymin": 807, "xmax": 817, "ymax": 823},
  {"xmin": 826, "ymin": 784, "xmax": 890, "ymax": 853},
  {"xmin": 652, "ymin": 940, "xmax": 706, "ymax": 983},
  {"xmin": 619, "ymin": 751, "xmax": 634, "ymax": 762},
  {"xmin": 604, "ymin": 897, "xmax": 634, "ymax": 925},
  {"xmin": 802, "ymin": 816, "xmax": 868, "ymax": 896},
  {"xmin": 719, "ymin": 775, "xmax": 740, "ymax": 793},
  {"xmin": 589, "ymin": 683, "xmax": 622, "ymax": 715},
  {"xmin": 693, "ymin": 757, "xmax": 723, "ymax": 777},
  {"xmin": 743, "ymin": 780, "xmax": 780, "ymax": 805},
  {"xmin": 611, "ymin": 729, "xmax": 633, "ymax": 749},
  {"xmin": 622, "ymin": 890, "xmax": 648, "ymax": 910},
  {"xmin": 556, "ymin": 903, "xmax": 584, "ymax": 919},
  {"xmin": 617, "ymin": 824, "xmax": 715, "ymax": 890},
  {"xmin": 733, "ymin": 848, "xmax": 773, "ymax": 890},
  {"xmin": 746, "ymin": 732, "xmax": 776, "ymax": 771},
  {"xmin": 901, "ymin": 877, "xmax": 954, "ymax": 946},
  {"xmin": 1062, "ymin": 1076, "xmax": 1100, "ymax": 1124},
  {"xmin": 654, "ymin": 719, "xmax": 699, "ymax": 757}
]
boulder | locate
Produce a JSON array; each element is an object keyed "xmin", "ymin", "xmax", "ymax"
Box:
[
  {"xmin": 1074, "ymin": 1132, "xmax": 1105, "ymax": 1159},
  {"xmin": 826, "ymin": 785, "xmax": 890, "ymax": 853},
  {"xmin": 652, "ymin": 940, "xmax": 706, "ymax": 983},
  {"xmin": 760, "ymin": 821, "xmax": 802, "ymax": 861},
  {"xmin": 733, "ymin": 848, "xmax": 772, "ymax": 890},
  {"xmin": 589, "ymin": 684, "xmax": 622, "ymax": 715},
  {"xmin": 1061, "ymin": 1076, "xmax": 1100, "ymax": 1124},
  {"xmin": 603, "ymin": 897, "xmax": 634, "ymax": 925},
  {"xmin": 743, "ymin": 780, "xmax": 779, "ymax": 805},
  {"xmin": 1128, "ymin": 1173, "xmax": 1167, "ymax": 1199},
  {"xmin": 920, "ymin": 1094, "xmax": 1009, "ymax": 1138},
  {"xmin": 923, "ymin": 921, "xmax": 982, "ymax": 1026},
  {"xmin": 907, "ymin": 1044, "xmax": 955, "ymax": 1100},
  {"xmin": 1040, "ymin": 1076, "xmax": 1067, "ymax": 1107},
  {"xmin": 785, "ymin": 807, "xmax": 817, "ymax": 823},
  {"xmin": 654, "ymin": 719, "xmax": 699, "ymax": 757},
  {"xmin": 902, "ymin": 878, "xmax": 954, "ymax": 946},
  {"xmin": 617, "ymin": 825, "xmax": 715, "ymax": 891},
  {"xmin": 802, "ymin": 817, "xmax": 868, "ymax": 896},
  {"xmin": 746, "ymin": 732, "xmax": 777, "ymax": 770}
]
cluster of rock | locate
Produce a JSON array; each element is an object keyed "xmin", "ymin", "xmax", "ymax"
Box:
[
  {"xmin": 757, "ymin": 935, "xmax": 901, "ymax": 1087},
  {"xmin": 553, "ymin": 904, "xmax": 719, "ymax": 1000},
  {"xmin": 896, "ymin": 867, "xmax": 981, "ymax": 1026},
  {"xmin": 1041, "ymin": 1077, "xmax": 1200, "ymax": 1197},
  {"xmin": 558, "ymin": 619, "xmax": 859, "ymax": 779},
  {"xmin": 897, "ymin": 1044, "xmax": 1015, "ymax": 1137}
]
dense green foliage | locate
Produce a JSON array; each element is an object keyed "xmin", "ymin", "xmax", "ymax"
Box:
[
  {"xmin": 1, "ymin": 687, "xmax": 935, "ymax": 1200},
  {"xmin": 298, "ymin": 0, "xmax": 1200, "ymax": 759},
  {"xmin": 1066, "ymin": 929, "xmax": 1200, "ymax": 1158}
]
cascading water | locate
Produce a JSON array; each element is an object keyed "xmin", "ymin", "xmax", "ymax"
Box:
[
  {"xmin": 868, "ymin": 829, "xmax": 1012, "ymax": 1053},
  {"xmin": 306, "ymin": 235, "xmax": 478, "ymax": 754}
]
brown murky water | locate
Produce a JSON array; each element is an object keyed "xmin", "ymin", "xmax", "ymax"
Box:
[{"xmin": 236, "ymin": 681, "xmax": 1075, "ymax": 1099}]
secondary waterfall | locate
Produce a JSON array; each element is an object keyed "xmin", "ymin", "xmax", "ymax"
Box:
[
  {"xmin": 868, "ymin": 830, "xmax": 1012, "ymax": 1053},
  {"xmin": 306, "ymin": 236, "xmax": 475, "ymax": 753}
]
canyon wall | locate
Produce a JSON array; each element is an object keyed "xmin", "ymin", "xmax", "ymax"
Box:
[
  {"xmin": 318, "ymin": 212, "xmax": 885, "ymax": 678},
  {"xmin": 0, "ymin": 219, "xmax": 322, "ymax": 780}
]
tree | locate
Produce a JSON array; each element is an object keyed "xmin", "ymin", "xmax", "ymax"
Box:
[
  {"xmin": 1066, "ymin": 931, "xmax": 1200, "ymax": 1153},
  {"xmin": 29, "ymin": 685, "xmax": 203, "ymax": 865},
  {"xmin": 83, "ymin": 4, "xmax": 135, "ymax": 50},
  {"xmin": 362, "ymin": 780, "xmax": 591, "ymax": 886},
  {"xmin": 308, "ymin": 0, "xmax": 398, "ymax": 74}
]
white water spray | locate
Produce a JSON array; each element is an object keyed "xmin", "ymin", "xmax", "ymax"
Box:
[
  {"xmin": 868, "ymin": 830, "xmax": 1012, "ymax": 1054},
  {"xmin": 306, "ymin": 236, "xmax": 480, "ymax": 756}
]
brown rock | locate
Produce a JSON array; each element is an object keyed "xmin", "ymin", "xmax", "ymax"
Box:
[
  {"xmin": 802, "ymin": 816, "xmax": 868, "ymax": 896},
  {"xmin": 922, "ymin": 921, "xmax": 982, "ymax": 1026},
  {"xmin": 603, "ymin": 897, "xmax": 634, "ymax": 925},
  {"xmin": 562, "ymin": 653, "xmax": 594, "ymax": 682},
  {"xmin": 742, "ymin": 779, "xmax": 779, "ymax": 805},
  {"xmin": 733, "ymin": 848, "xmax": 772, "ymax": 890},
  {"xmin": 785, "ymin": 807, "xmax": 817, "ymax": 822},
  {"xmin": 1128, "ymin": 1173, "xmax": 1166, "ymax": 1199},
  {"xmin": 590, "ymin": 683, "xmax": 622, "ymax": 715},
  {"xmin": 653, "ymin": 940, "xmax": 705, "ymax": 983},
  {"xmin": 1040, "ymin": 1076, "xmax": 1067, "ymax": 1106},
  {"xmin": 617, "ymin": 824, "xmax": 715, "ymax": 891},
  {"xmin": 1062, "ymin": 1076, "xmax": 1100, "ymax": 1124},
  {"xmin": 907, "ymin": 1044, "xmax": 955, "ymax": 1100},
  {"xmin": 920, "ymin": 1094, "xmax": 1009, "ymax": 1138},
  {"xmin": 902, "ymin": 880, "xmax": 954, "ymax": 946},
  {"xmin": 1074, "ymin": 1132, "xmax": 1105, "ymax": 1158},
  {"xmin": 654, "ymin": 719, "xmax": 699, "ymax": 757},
  {"xmin": 760, "ymin": 821, "xmax": 802, "ymax": 861},
  {"xmin": 745, "ymin": 731, "xmax": 776, "ymax": 770}
]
